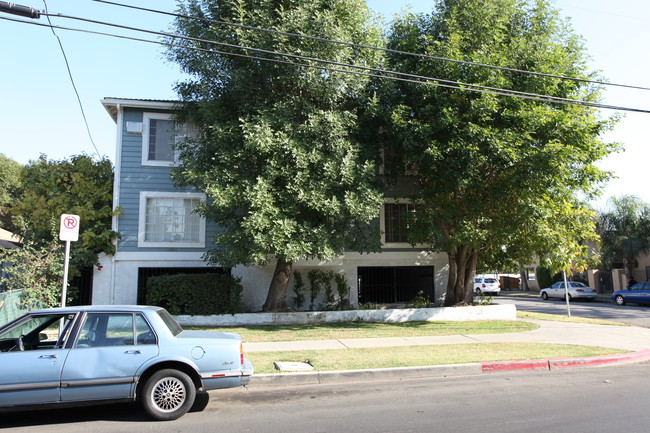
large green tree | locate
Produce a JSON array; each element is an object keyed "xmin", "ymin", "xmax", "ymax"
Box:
[
  {"xmin": 0, "ymin": 154, "xmax": 23, "ymax": 233},
  {"xmin": 11, "ymin": 154, "xmax": 119, "ymax": 275},
  {"xmin": 380, "ymin": 0, "xmax": 618, "ymax": 305},
  {"xmin": 167, "ymin": 0, "xmax": 385, "ymax": 311},
  {"xmin": 597, "ymin": 195, "xmax": 650, "ymax": 280}
]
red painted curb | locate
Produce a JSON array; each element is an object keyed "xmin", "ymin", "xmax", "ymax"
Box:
[
  {"xmin": 482, "ymin": 359, "xmax": 549, "ymax": 372},
  {"xmin": 482, "ymin": 349, "xmax": 650, "ymax": 373},
  {"xmin": 549, "ymin": 348, "xmax": 650, "ymax": 370}
]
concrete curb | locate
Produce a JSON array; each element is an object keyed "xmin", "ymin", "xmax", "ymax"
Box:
[{"xmin": 249, "ymin": 349, "xmax": 650, "ymax": 387}]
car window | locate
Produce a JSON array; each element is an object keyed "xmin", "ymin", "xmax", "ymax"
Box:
[
  {"xmin": 0, "ymin": 313, "xmax": 74, "ymax": 352},
  {"xmin": 135, "ymin": 314, "xmax": 156, "ymax": 345},
  {"xmin": 484, "ymin": 278, "xmax": 497, "ymax": 283},
  {"xmin": 157, "ymin": 309, "xmax": 183, "ymax": 337},
  {"xmin": 475, "ymin": 278, "xmax": 481, "ymax": 283},
  {"xmin": 569, "ymin": 282, "xmax": 586, "ymax": 288},
  {"xmin": 77, "ymin": 313, "xmax": 135, "ymax": 348}
]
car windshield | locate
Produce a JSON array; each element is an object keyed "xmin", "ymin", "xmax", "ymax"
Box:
[
  {"xmin": 157, "ymin": 309, "xmax": 183, "ymax": 337},
  {"xmin": 483, "ymin": 279, "xmax": 497, "ymax": 283},
  {"xmin": 569, "ymin": 282, "xmax": 587, "ymax": 288}
]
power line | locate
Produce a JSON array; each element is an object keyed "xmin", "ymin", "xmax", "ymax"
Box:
[
  {"xmin": 41, "ymin": 0, "xmax": 101, "ymax": 159},
  {"xmin": 4, "ymin": 14, "xmax": 649, "ymax": 114},
  {"xmin": 91, "ymin": 0, "xmax": 650, "ymax": 92},
  {"xmin": 43, "ymin": 11, "xmax": 603, "ymax": 108}
]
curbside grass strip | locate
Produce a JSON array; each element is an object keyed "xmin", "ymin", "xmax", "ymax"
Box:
[{"xmin": 247, "ymin": 350, "xmax": 650, "ymax": 387}]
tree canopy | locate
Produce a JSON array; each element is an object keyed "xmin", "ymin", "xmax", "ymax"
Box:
[
  {"xmin": 10, "ymin": 154, "xmax": 120, "ymax": 274},
  {"xmin": 379, "ymin": 0, "xmax": 618, "ymax": 305},
  {"xmin": 0, "ymin": 154, "xmax": 23, "ymax": 233},
  {"xmin": 167, "ymin": 0, "xmax": 386, "ymax": 311}
]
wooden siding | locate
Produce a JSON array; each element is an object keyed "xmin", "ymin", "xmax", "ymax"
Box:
[{"xmin": 116, "ymin": 108, "xmax": 220, "ymax": 252}]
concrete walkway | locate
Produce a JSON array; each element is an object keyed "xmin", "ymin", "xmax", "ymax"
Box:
[{"xmin": 244, "ymin": 320, "xmax": 650, "ymax": 387}]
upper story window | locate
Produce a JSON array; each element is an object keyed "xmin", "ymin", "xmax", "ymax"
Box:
[
  {"xmin": 138, "ymin": 191, "xmax": 206, "ymax": 248},
  {"xmin": 383, "ymin": 202, "xmax": 416, "ymax": 244},
  {"xmin": 142, "ymin": 112, "xmax": 178, "ymax": 166}
]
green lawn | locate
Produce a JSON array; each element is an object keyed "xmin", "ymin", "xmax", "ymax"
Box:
[
  {"xmin": 189, "ymin": 320, "xmax": 538, "ymax": 342},
  {"xmin": 248, "ymin": 343, "xmax": 628, "ymax": 374}
]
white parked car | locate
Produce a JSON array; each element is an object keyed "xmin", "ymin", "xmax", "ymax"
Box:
[
  {"xmin": 540, "ymin": 281, "xmax": 597, "ymax": 301},
  {"xmin": 474, "ymin": 277, "xmax": 501, "ymax": 295}
]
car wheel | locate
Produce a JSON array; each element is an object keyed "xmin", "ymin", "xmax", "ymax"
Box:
[
  {"xmin": 541, "ymin": 292, "xmax": 548, "ymax": 300},
  {"xmin": 141, "ymin": 369, "xmax": 196, "ymax": 421},
  {"xmin": 475, "ymin": 288, "xmax": 482, "ymax": 295},
  {"xmin": 615, "ymin": 295, "xmax": 626, "ymax": 306}
]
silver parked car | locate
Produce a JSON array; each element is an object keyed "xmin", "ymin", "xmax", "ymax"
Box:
[
  {"xmin": 0, "ymin": 305, "xmax": 253, "ymax": 420},
  {"xmin": 540, "ymin": 281, "xmax": 598, "ymax": 301}
]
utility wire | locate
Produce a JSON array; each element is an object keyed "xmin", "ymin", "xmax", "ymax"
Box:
[
  {"xmin": 42, "ymin": 1, "xmax": 101, "ymax": 159},
  {"xmin": 4, "ymin": 15, "xmax": 649, "ymax": 114},
  {"xmin": 43, "ymin": 11, "xmax": 600, "ymax": 107},
  {"xmin": 91, "ymin": 0, "xmax": 650, "ymax": 92}
]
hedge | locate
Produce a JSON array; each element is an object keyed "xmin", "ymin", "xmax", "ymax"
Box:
[{"xmin": 146, "ymin": 273, "xmax": 244, "ymax": 315}]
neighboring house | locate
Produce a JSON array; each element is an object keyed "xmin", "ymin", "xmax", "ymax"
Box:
[{"xmin": 94, "ymin": 98, "xmax": 448, "ymax": 311}]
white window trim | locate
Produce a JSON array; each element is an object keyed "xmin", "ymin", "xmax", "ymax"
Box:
[
  {"xmin": 141, "ymin": 112, "xmax": 179, "ymax": 167},
  {"xmin": 138, "ymin": 191, "xmax": 206, "ymax": 248}
]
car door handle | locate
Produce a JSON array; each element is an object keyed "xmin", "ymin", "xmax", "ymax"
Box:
[
  {"xmin": 39, "ymin": 354, "xmax": 58, "ymax": 359},
  {"xmin": 124, "ymin": 350, "xmax": 142, "ymax": 355}
]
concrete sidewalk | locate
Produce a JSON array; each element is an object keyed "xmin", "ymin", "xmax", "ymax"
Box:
[{"xmin": 245, "ymin": 320, "xmax": 650, "ymax": 387}]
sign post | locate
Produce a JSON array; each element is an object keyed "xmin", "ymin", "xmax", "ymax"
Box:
[{"xmin": 59, "ymin": 214, "xmax": 80, "ymax": 307}]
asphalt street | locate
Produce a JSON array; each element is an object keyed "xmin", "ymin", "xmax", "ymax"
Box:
[{"xmin": 494, "ymin": 292, "xmax": 650, "ymax": 327}]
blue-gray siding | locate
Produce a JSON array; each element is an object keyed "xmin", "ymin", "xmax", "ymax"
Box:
[{"xmin": 116, "ymin": 108, "xmax": 220, "ymax": 253}]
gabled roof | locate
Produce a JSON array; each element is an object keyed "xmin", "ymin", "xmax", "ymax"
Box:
[{"xmin": 101, "ymin": 98, "xmax": 179, "ymax": 122}]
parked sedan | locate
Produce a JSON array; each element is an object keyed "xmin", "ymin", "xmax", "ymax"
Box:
[
  {"xmin": 0, "ymin": 305, "xmax": 253, "ymax": 420},
  {"xmin": 612, "ymin": 282, "xmax": 650, "ymax": 306},
  {"xmin": 540, "ymin": 281, "xmax": 598, "ymax": 301}
]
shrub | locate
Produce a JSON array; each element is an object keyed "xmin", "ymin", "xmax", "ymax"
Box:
[
  {"xmin": 334, "ymin": 272, "xmax": 351, "ymax": 310},
  {"xmin": 292, "ymin": 271, "xmax": 306, "ymax": 310},
  {"xmin": 536, "ymin": 266, "xmax": 553, "ymax": 290},
  {"xmin": 146, "ymin": 273, "xmax": 244, "ymax": 315},
  {"xmin": 412, "ymin": 290, "xmax": 432, "ymax": 308}
]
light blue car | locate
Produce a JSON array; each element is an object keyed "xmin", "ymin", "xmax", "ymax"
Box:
[{"xmin": 0, "ymin": 305, "xmax": 253, "ymax": 420}]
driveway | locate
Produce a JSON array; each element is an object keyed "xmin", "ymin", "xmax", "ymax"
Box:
[{"xmin": 495, "ymin": 292, "xmax": 650, "ymax": 327}]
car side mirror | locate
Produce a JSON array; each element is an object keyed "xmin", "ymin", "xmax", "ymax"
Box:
[{"xmin": 39, "ymin": 333, "xmax": 48, "ymax": 341}]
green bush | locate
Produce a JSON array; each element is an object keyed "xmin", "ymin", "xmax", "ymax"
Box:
[
  {"xmin": 292, "ymin": 271, "xmax": 306, "ymax": 310},
  {"xmin": 536, "ymin": 266, "xmax": 552, "ymax": 290},
  {"xmin": 146, "ymin": 273, "xmax": 244, "ymax": 315}
]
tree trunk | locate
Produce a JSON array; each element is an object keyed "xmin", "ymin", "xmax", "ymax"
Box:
[
  {"xmin": 262, "ymin": 258, "xmax": 293, "ymax": 312},
  {"xmin": 519, "ymin": 264, "xmax": 530, "ymax": 291},
  {"xmin": 444, "ymin": 245, "xmax": 478, "ymax": 306}
]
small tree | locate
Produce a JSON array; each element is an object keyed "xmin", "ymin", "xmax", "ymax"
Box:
[
  {"xmin": 292, "ymin": 271, "xmax": 306, "ymax": 310},
  {"xmin": 0, "ymin": 239, "xmax": 64, "ymax": 309},
  {"xmin": 597, "ymin": 195, "xmax": 650, "ymax": 279}
]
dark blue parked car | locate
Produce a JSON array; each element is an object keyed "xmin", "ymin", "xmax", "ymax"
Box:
[
  {"xmin": 612, "ymin": 282, "xmax": 650, "ymax": 306},
  {"xmin": 0, "ymin": 305, "xmax": 253, "ymax": 420}
]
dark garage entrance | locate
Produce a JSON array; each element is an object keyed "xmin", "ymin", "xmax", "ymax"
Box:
[{"xmin": 357, "ymin": 266, "xmax": 434, "ymax": 304}]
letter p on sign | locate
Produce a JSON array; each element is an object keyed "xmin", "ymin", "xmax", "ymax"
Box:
[{"xmin": 59, "ymin": 214, "xmax": 80, "ymax": 242}]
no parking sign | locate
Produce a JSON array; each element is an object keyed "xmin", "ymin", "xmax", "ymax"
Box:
[{"xmin": 59, "ymin": 214, "xmax": 80, "ymax": 242}]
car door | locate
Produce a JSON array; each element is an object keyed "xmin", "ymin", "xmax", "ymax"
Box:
[
  {"xmin": 0, "ymin": 313, "xmax": 75, "ymax": 406},
  {"xmin": 632, "ymin": 283, "xmax": 650, "ymax": 303},
  {"xmin": 549, "ymin": 282, "xmax": 563, "ymax": 298},
  {"xmin": 60, "ymin": 312, "xmax": 159, "ymax": 402}
]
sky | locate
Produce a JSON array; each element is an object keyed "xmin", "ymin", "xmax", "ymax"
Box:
[{"xmin": 1, "ymin": 0, "xmax": 649, "ymax": 210}]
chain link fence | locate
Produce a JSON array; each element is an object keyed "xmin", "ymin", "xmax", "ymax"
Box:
[{"xmin": 0, "ymin": 290, "xmax": 27, "ymax": 326}]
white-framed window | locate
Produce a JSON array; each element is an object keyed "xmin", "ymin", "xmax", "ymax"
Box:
[
  {"xmin": 381, "ymin": 200, "xmax": 416, "ymax": 246},
  {"xmin": 141, "ymin": 112, "xmax": 179, "ymax": 166},
  {"xmin": 138, "ymin": 191, "xmax": 206, "ymax": 248}
]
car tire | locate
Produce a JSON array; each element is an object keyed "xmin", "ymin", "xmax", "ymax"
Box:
[
  {"xmin": 541, "ymin": 292, "xmax": 548, "ymax": 300},
  {"xmin": 475, "ymin": 288, "xmax": 482, "ymax": 295},
  {"xmin": 615, "ymin": 295, "xmax": 626, "ymax": 306},
  {"xmin": 141, "ymin": 369, "xmax": 196, "ymax": 421}
]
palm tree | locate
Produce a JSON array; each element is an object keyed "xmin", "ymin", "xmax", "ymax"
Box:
[{"xmin": 597, "ymin": 195, "xmax": 650, "ymax": 280}]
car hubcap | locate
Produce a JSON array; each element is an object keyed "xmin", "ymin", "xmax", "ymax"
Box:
[{"xmin": 152, "ymin": 377, "xmax": 186, "ymax": 412}]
